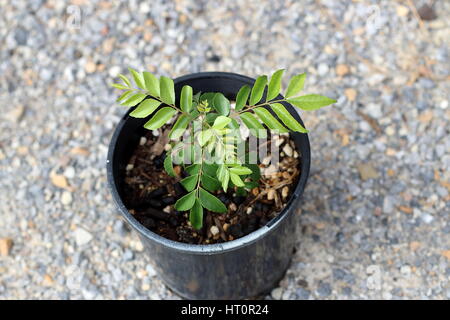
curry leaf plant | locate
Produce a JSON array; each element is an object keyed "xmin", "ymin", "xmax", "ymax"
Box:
[{"xmin": 112, "ymin": 69, "xmax": 336, "ymax": 229}]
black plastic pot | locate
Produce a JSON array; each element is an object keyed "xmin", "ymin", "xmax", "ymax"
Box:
[{"xmin": 106, "ymin": 72, "xmax": 310, "ymax": 300}]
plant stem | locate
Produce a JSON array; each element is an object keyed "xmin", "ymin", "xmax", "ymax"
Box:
[
  {"xmin": 194, "ymin": 141, "xmax": 205, "ymax": 197},
  {"xmin": 231, "ymin": 98, "xmax": 287, "ymax": 117}
]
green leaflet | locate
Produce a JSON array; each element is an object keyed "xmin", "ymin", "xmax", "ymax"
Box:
[
  {"xmin": 190, "ymin": 199, "xmax": 203, "ymax": 230},
  {"xmin": 117, "ymin": 90, "xmax": 132, "ymax": 102},
  {"xmin": 129, "ymin": 99, "xmax": 161, "ymax": 118},
  {"xmin": 206, "ymin": 135, "xmax": 217, "ymax": 153},
  {"xmin": 229, "ymin": 172, "xmax": 245, "ymax": 187},
  {"xmin": 180, "ymin": 85, "xmax": 193, "ymax": 113},
  {"xmin": 235, "ymin": 85, "xmax": 251, "ymax": 111},
  {"xmin": 201, "ymin": 173, "xmax": 221, "ymax": 192},
  {"xmin": 198, "ymin": 188, "xmax": 227, "ymax": 213},
  {"xmin": 227, "ymin": 118, "xmax": 241, "ymax": 141},
  {"xmin": 244, "ymin": 181, "xmax": 259, "ymax": 189},
  {"xmin": 203, "ymin": 163, "xmax": 218, "ymax": 177},
  {"xmin": 163, "ymin": 154, "xmax": 176, "ymax": 177},
  {"xmin": 186, "ymin": 164, "xmax": 200, "ymax": 175},
  {"xmin": 253, "ymin": 107, "xmax": 289, "ymax": 133},
  {"xmin": 143, "ymin": 107, "xmax": 177, "ymax": 130},
  {"xmin": 128, "ymin": 68, "xmax": 145, "ymax": 89},
  {"xmin": 169, "ymin": 115, "xmax": 190, "ymax": 140},
  {"xmin": 229, "ymin": 166, "xmax": 252, "ymax": 175},
  {"xmin": 213, "ymin": 93, "xmax": 231, "ymax": 116},
  {"xmin": 285, "ymin": 73, "xmax": 306, "ymax": 98},
  {"xmin": 143, "ymin": 72, "xmax": 160, "ymax": 97},
  {"xmin": 205, "ymin": 113, "xmax": 219, "ymax": 125},
  {"xmin": 270, "ymin": 103, "xmax": 308, "ymax": 133},
  {"xmin": 174, "ymin": 190, "xmax": 196, "ymax": 211},
  {"xmin": 287, "ymin": 94, "xmax": 336, "ymax": 110},
  {"xmin": 239, "ymin": 112, "xmax": 267, "ymax": 138},
  {"xmin": 246, "ymin": 163, "xmax": 261, "ymax": 181},
  {"xmin": 193, "ymin": 91, "xmax": 201, "ymax": 104},
  {"xmin": 160, "ymin": 76, "xmax": 175, "ymax": 105},
  {"xmin": 267, "ymin": 69, "xmax": 284, "ymax": 100},
  {"xmin": 249, "ymin": 75, "xmax": 267, "ymax": 105},
  {"xmin": 180, "ymin": 174, "xmax": 198, "ymax": 192},
  {"xmin": 118, "ymin": 74, "xmax": 131, "ymax": 87},
  {"xmin": 171, "ymin": 142, "xmax": 186, "ymax": 164},
  {"xmin": 200, "ymin": 92, "xmax": 216, "ymax": 106},
  {"xmin": 198, "ymin": 129, "xmax": 213, "ymax": 147},
  {"xmin": 121, "ymin": 93, "xmax": 147, "ymax": 107},
  {"xmin": 212, "ymin": 116, "xmax": 232, "ymax": 130},
  {"xmin": 216, "ymin": 164, "xmax": 229, "ymax": 192},
  {"xmin": 112, "ymin": 83, "xmax": 129, "ymax": 90}
]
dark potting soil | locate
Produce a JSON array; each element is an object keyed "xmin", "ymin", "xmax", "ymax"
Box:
[{"xmin": 121, "ymin": 129, "xmax": 301, "ymax": 244}]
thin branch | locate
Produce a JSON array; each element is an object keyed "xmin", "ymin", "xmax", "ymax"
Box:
[{"xmin": 232, "ymin": 98, "xmax": 286, "ymax": 117}]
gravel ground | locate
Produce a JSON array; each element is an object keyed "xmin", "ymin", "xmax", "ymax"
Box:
[{"xmin": 0, "ymin": 0, "xmax": 449, "ymax": 300}]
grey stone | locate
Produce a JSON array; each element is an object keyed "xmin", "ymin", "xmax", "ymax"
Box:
[
  {"xmin": 317, "ymin": 63, "xmax": 329, "ymax": 76},
  {"xmin": 113, "ymin": 219, "xmax": 128, "ymax": 236},
  {"xmin": 365, "ymin": 103, "xmax": 383, "ymax": 119},
  {"xmin": 122, "ymin": 249, "xmax": 134, "ymax": 261},
  {"xmin": 332, "ymin": 268, "xmax": 347, "ymax": 280},
  {"xmin": 383, "ymin": 196, "xmax": 395, "ymax": 214},
  {"xmin": 296, "ymin": 287, "xmax": 310, "ymax": 300},
  {"xmin": 317, "ymin": 282, "xmax": 332, "ymax": 297},
  {"xmin": 418, "ymin": 78, "xmax": 436, "ymax": 89},
  {"xmin": 14, "ymin": 27, "xmax": 28, "ymax": 45},
  {"xmin": 342, "ymin": 287, "xmax": 352, "ymax": 296}
]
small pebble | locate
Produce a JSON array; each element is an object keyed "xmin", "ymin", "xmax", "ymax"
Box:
[
  {"xmin": 210, "ymin": 226, "xmax": 219, "ymax": 236},
  {"xmin": 61, "ymin": 191, "xmax": 72, "ymax": 205},
  {"xmin": 74, "ymin": 228, "xmax": 93, "ymax": 246},
  {"xmin": 281, "ymin": 186, "xmax": 289, "ymax": 199},
  {"xmin": 282, "ymin": 144, "xmax": 293, "ymax": 157},
  {"xmin": 400, "ymin": 265, "xmax": 411, "ymax": 276},
  {"xmin": 357, "ymin": 163, "xmax": 379, "ymax": 181},
  {"xmin": 64, "ymin": 166, "xmax": 75, "ymax": 179},
  {"xmin": 421, "ymin": 213, "xmax": 434, "ymax": 224},
  {"xmin": 262, "ymin": 156, "xmax": 271, "ymax": 166},
  {"xmin": 85, "ymin": 60, "xmax": 97, "ymax": 73},
  {"xmin": 274, "ymin": 136, "xmax": 284, "ymax": 147},
  {"xmin": 0, "ymin": 238, "xmax": 13, "ymax": 256},
  {"xmin": 271, "ymin": 287, "xmax": 283, "ymax": 300},
  {"xmin": 8, "ymin": 105, "xmax": 25, "ymax": 123},
  {"xmin": 109, "ymin": 66, "xmax": 121, "ymax": 77}
]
